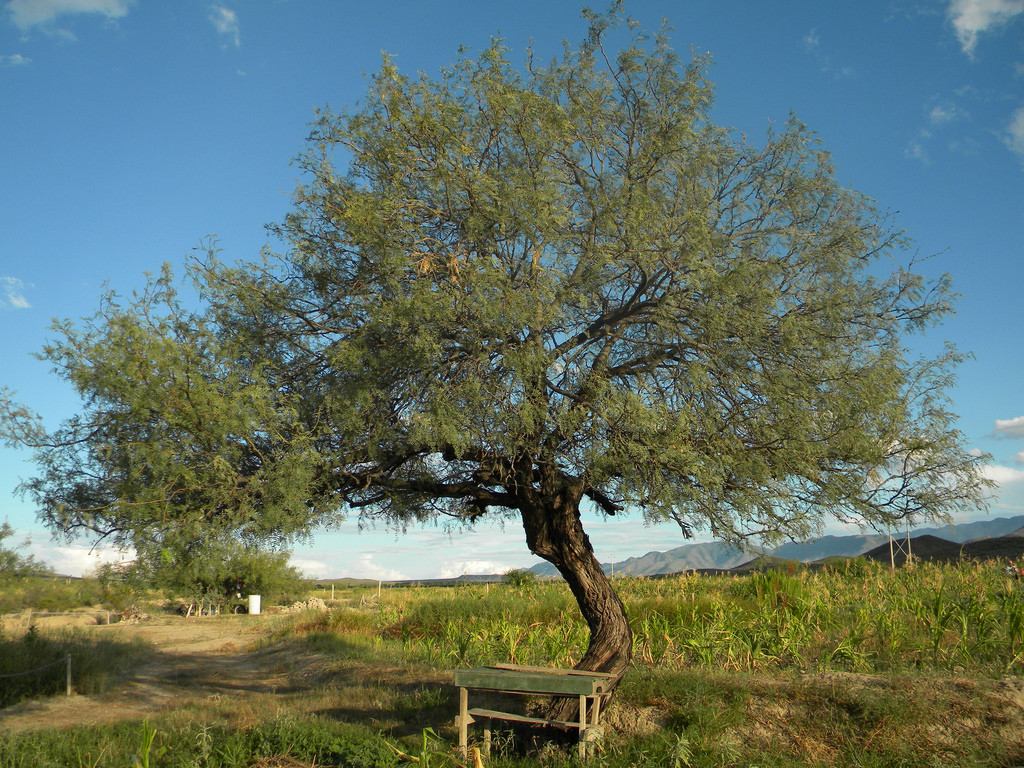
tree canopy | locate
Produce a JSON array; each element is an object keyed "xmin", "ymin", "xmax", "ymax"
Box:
[{"xmin": 9, "ymin": 11, "xmax": 989, "ymax": 678}]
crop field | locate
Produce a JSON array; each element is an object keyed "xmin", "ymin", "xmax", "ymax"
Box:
[{"xmin": 3, "ymin": 560, "xmax": 1024, "ymax": 767}]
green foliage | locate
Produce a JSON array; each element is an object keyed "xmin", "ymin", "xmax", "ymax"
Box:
[
  {"xmin": 16, "ymin": 268, "xmax": 322, "ymax": 555},
  {"xmin": 124, "ymin": 536, "xmax": 307, "ymax": 609},
  {"xmin": 0, "ymin": 574, "xmax": 109, "ymax": 613},
  {"xmin": 0, "ymin": 521, "xmax": 51, "ymax": 579},
  {"xmin": 503, "ymin": 568, "xmax": 538, "ymax": 588}
]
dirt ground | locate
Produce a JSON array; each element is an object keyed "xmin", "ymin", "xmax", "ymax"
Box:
[{"xmin": 0, "ymin": 614, "xmax": 311, "ymax": 732}]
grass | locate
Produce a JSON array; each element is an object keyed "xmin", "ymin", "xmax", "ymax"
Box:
[
  {"xmin": 2, "ymin": 673, "xmax": 1016, "ymax": 767},
  {"xmin": 3, "ymin": 560, "xmax": 1024, "ymax": 766},
  {"xmin": 0, "ymin": 716, "xmax": 399, "ymax": 768},
  {"xmin": 0, "ymin": 626, "xmax": 151, "ymax": 708},
  {"xmin": 328, "ymin": 560, "xmax": 1024, "ymax": 676}
]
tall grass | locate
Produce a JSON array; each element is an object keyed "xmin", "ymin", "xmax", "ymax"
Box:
[
  {"xmin": 303, "ymin": 560, "xmax": 1024, "ymax": 676},
  {"xmin": 0, "ymin": 717, "xmax": 399, "ymax": 768},
  {"xmin": 0, "ymin": 627, "xmax": 150, "ymax": 708}
]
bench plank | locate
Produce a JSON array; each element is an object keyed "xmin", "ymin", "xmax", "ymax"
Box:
[
  {"xmin": 454, "ymin": 668, "xmax": 607, "ymax": 695},
  {"xmin": 486, "ymin": 663, "xmax": 616, "ymax": 678},
  {"xmin": 467, "ymin": 707, "xmax": 581, "ymax": 730}
]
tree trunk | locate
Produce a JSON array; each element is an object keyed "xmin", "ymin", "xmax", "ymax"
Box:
[{"xmin": 520, "ymin": 492, "xmax": 632, "ymax": 720}]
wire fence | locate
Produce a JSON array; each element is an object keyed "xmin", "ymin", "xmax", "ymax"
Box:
[
  {"xmin": 0, "ymin": 654, "xmax": 72, "ymax": 706},
  {"xmin": 0, "ymin": 654, "xmax": 68, "ymax": 679}
]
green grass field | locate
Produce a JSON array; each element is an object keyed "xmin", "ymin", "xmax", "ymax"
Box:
[{"xmin": 2, "ymin": 560, "xmax": 1024, "ymax": 766}]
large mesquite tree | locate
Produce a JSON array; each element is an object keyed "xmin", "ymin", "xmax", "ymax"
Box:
[{"xmin": 14, "ymin": 14, "xmax": 988, "ymax": 681}]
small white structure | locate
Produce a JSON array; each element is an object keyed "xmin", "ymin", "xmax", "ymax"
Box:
[{"xmin": 248, "ymin": 594, "xmax": 261, "ymax": 615}]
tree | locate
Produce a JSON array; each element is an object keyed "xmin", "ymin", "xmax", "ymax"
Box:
[
  {"xmin": 113, "ymin": 536, "xmax": 306, "ymax": 614},
  {"xmin": 0, "ymin": 521, "xmax": 51, "ymax": 579},
  {"xmin": 18, "ymin": 11, "xmax": 988, "ymax": 687}
]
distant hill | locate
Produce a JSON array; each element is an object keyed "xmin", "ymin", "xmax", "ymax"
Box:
[
  {"xmin": 930, "ymin": 517, "xmax": 1024, "ymax": 543},
  {"xmin": 862, "ymin": 534, "xmax": 965, "ymax": 566},
  {"xmin": 771, "ymin": 534, "xmax": 888, "ymax": 562},
  {"xmin": 527, "ymin": 515, "xmax": 1024, "ymax": 578},
  {"xmin": 528, "ymin": 540, "xmax": 758, "ymax": 578},
  {"xmin": 861, "ymin": 532, "xmax": 1024, "ymax": 566},
  {"xmin": 962, "ymin": 536, "xmax": 1024, "ymax": 560}
]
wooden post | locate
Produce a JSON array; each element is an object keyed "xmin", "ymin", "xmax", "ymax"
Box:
[
  {"xmin": 458, "ymin": 686, "xmax": 469, "ymax": 758},
  {"xmin": 331, "ymin": 583, "xmax": 335, "ymax": 600},
  {"xmin": 65, "ymin": 654, "xmax": 72, "ymax": 696},
  {"xmin": 483, "ymin": 717, "xmax": 492, "ymax": 757}
]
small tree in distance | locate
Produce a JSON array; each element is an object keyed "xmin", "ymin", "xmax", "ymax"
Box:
[
  {"xmin": 0, "ymin": 522, "xmax": 51, "ymax": 580},
  {"xmin": 504, "ymin": 568, "xmax": 539, "ymax": 589},
  {"xmin": 9, "ymin": 9, "xmax": 989, "ymax": 690},
  {"xmin": 104, "ymin": 538, "xmax": 307, "ymax": 614}
]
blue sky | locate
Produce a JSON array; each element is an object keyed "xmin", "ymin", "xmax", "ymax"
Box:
[{"xmin": 1, "ymin": 0, "xmax": 1022, "ymax": 579}]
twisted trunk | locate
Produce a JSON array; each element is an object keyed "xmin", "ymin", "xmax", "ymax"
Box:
[{"xmin": 520, "ymin": 491, "xmax": 632, "ymax": 720}]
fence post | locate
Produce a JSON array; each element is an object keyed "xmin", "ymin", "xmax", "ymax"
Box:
[{"xmin": 66, "ymin": 654, "xmax": 72, "ymax": 696}]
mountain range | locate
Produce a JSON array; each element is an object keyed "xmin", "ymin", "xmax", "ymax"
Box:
[{"xmin": 527, "ymin": 515, "xmax": 1024, "ymax": 577}]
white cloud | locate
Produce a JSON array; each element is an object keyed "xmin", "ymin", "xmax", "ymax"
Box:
[
  {"xmin": 209, "ymin": 5, "xmax": 240, "ymax": 48},
  {"xmin": 929, "ymin": 104, "xmax": 961, "ymax": 124},
  {"xmin": 0, "ymin": 276, "xmax": 30, "ymax": 309},
  {"xmin": 905, "ymin": 139, "xmax": 930, "ymax": 164},
  {"xmin": 348, "ymin": 553, "xmax": 407, "ymax": 581},
  {"xmin": 0, "ymin": 53, "xmax": 31, "ymax": 65},
  {"xmin": 982, "ymin": 463, "xmax": 1024, "ymax": 484},
  {"xmin": 802, "ymin": 29, "xmax": 820, "ymax": 51},
  {"xmin": 968, "ymin": 447, "xmax": 985, "ymax": 457},
  {"xmin": 1016, "ymin": 450, "xmax": 1024, "ymax": 464},
  {"xmin": 1005, "ymin": 106, "xmax": 1024, "ymax": 159},
  {"xmin": 948, "ymin": 0, "xmax": 1024, "ymax": 56},
  {"xmin": 289, "ymin": 557, "xmax": 331, "ymax": 578},
  {"xmin": 6, "ymin": 0, "xmax": 132, "ymax": 31},
  {"xmin": 995, "ymin": 415, "xmax": 1024, "ymax": 438},
  {"xmin": 438, "ymin": 560, "xmax": 512, "ymax": 578},
  {"xmin": 25, "ymin": 538, "xmax": 134, "ymax": 577}
]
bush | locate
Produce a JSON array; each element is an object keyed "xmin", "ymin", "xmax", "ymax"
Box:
[{"xmin": 503, "ymin": 569, "xmax": 538, "ymax": 588}]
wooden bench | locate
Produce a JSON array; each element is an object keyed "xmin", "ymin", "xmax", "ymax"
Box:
[{"xmin": 453, "ymin": 664, "xmax": 614, "ymax": 760}]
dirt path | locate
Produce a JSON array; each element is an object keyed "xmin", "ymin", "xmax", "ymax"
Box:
[{"xmin": 0, "ymin": 615, "xmax": 311, "ymax": 732}]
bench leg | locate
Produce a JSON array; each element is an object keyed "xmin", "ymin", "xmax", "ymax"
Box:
[
  {"xmin": 578, "ymin": 694, "xmax": 587, "ymax": 761},
  {"xmin": 458, "ymin": 687, "xmax": 469, "ymax": 758},
  {"xmin": 483, "ymin": 718, "xmax": 491, "ymax": 757}
]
